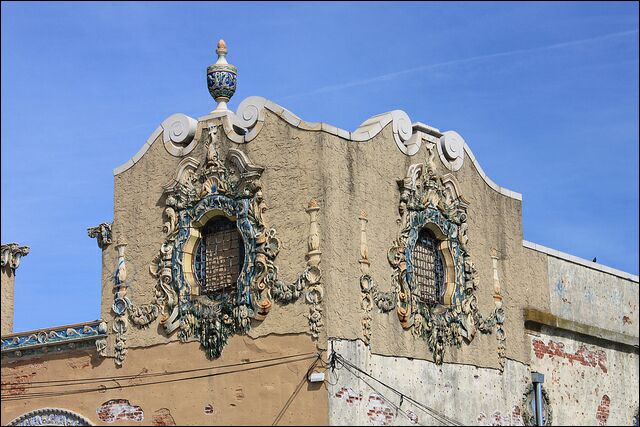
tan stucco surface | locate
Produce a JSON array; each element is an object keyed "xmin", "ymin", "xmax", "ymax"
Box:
[
  {"xmin": 1, "ymin": 333, "xmax": 328, "ymax": 426},
  {"xmin": 1, "ymin": 268, "xmax": 15, "ymax": 335},
  {"xmin": 98, "ymin": 109, "xmax": 552, "ymax": 368}
]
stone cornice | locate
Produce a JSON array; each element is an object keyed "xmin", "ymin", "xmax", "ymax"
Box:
[
  {"xmin": 0, "ymin": 243, "xmax": 29, "ymax": 271},
  {"xmin": 524, "ymin": 308, "xmax": 639, "ymax": 349}
]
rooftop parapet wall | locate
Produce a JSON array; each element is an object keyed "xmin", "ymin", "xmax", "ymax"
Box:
[{"xmin": 524, "ymin": 241, "xmax": 639, "ymax": 341}]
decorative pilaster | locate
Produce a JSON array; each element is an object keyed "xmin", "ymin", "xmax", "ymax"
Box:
[
  {"xmin": 87, "ymin": 223, "xmax": 113, "ymax": 249},
  {"xmin": 491, "ymin": 249, "xmax": 506, "ymax": 368},
  {"xmin": 1, "ymin": 243, "xmax": 29, "ymax": 335},
  {"xmin": 359, "ymin": 211, "xmax": 373, "ymax": 345},
  {"xmin": 305, "ymin": 199, "xmax": 323, "ymax": 339},
  {"xmin": 112, "ymin": 241, "xmax": 129, "ymax": 366}
]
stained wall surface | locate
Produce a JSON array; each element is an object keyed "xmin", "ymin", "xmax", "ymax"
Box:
[
  {"xmin": 547, "ymin": 256, "xmax": 639, "ymax": 338},
  {"xmin": 328, "ymin": 339, "xmax": 532, "ymax": 426},
  {"xmin": 1, "ymin": 333, "xmax": 328, "ymax": 426},
  {"xmin": 528, "ymin": 326, "xmax": 639, "ymax": 426}
]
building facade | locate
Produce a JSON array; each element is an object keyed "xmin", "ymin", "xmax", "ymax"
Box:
[{"xmin": 1, "ymin": 41, "xmax": 638, "ymax": 426}]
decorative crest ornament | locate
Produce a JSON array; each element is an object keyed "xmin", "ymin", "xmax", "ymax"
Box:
[
  {"xmin": 207, "ymin": 39, "xmax": 237, "ymax": 113},
  {"xmin": 124, "ymin": 123, "xmax": 323, "ymax": 361},
  {"xmin": 359, "ymin": 141, "xmax": 503, "ymax": 364},
  {"xmin": 1, "ymin": 243, "xmax": 30, "ymax": 271},
  {"xmin": 87, "ymin": 222, "xmax": 112, "ymax": 249}
]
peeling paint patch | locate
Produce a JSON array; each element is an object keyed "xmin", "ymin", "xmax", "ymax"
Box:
[
  {"xmin": 152, "ymin": 408, "xmax": 175, "ymax": 426},
  {"xmin": 204, "ymin": 404, "xmax": 215, "ymax": 415},
  {"xmin": 596, "ymin": 395, "xmax": 610, "ymax": 426},
  {"xmin": 366, "ymin": 393, "xmax": 395, "ymax": 426},
  {"xmin": 532, "ymin": 339, "xmax": 608, "ymax": 373},
  {"xmin": 334, "ymin": 386, "xmax": 363, "ymax": 405},
  {"xmin": 97, "ymin": 399, "xmax": 144, "ymax": 423}
]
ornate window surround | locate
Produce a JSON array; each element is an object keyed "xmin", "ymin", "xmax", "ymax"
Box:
[
  {"xmin": 113, "ymin": 122, "xmax": 323, "ymax": 364},
  {"xmin": 360, "ymin": 141, "xmax": 504, "ymax": 365}
]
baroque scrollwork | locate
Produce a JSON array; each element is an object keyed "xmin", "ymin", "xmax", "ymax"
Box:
[
  {"xmin": 126, "ymin": 123, "xmax": 322, "ymax": 360},
  {"xmin": 111, "ymin": 242, "xmax": 129, "ymax": 366},
  {"xmin": 360, "ymin": 142, "xmax": 501, "ymax": 364},
  {"xmin": 358, "ymin": 211, "xmax": 395, "ymax": 345}
]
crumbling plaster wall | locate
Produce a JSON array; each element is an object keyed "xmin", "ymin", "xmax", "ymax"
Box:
[
  {"xmin": 1, "ymin": 334, "xmax": 328, "ymax": 426},
  {"xmin": 529, "ymin": 326, "xmax": 639, "ymax": 426},
  {"xmin": 328, "ymin": 339, "xmax": 531, "ymax": 426}
]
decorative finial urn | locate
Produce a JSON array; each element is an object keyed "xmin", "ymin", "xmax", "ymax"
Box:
[{"xmin": 207, "ymin": 39, "xmax": 237, "ymax": 112}]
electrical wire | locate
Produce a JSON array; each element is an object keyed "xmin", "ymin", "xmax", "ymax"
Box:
[
  {"xmin": 1, "ymin": 351, "xmax": 318, "ymax": 391},
  {"xmin": 1, "ymin": 353, "xmax": 319, "ymax": 401},
  {"xmin": 332, "ymin": 352, "xmax": 464, "ymax": 426}
]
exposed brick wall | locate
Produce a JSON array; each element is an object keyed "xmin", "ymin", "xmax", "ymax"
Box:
[
  {"xmin": 596, "ymin": 395, "xmax": 610, "ymax": 426},
  {"xmin": 532, "ymin": 339, "xmax": 608, "ymax": 374},
  {"xmin": 97, "ymin": 399, "xmax": 144, "ymax": 423}
]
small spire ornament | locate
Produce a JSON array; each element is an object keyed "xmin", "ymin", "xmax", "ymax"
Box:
[{"xmin": 207, "ymin": 39, "xmax": 238, "ymax": 112}]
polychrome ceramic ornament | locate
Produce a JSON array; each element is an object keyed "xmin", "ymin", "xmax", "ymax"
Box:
[{"xmin": 207, "ymin": 39, "xmax": 237, "ymax": 104}]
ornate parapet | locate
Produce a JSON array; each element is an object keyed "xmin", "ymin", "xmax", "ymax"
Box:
[
  {"xmin": 87, "ymin": 222, "xmax": 113, "ymax": 249},
  {"xmin": 1, "ymin": 243, "xmax": 30, "ymax": 272},
  {"xmin": 1, "ymin": 320, "xmax": 108, "ymax": 360}
]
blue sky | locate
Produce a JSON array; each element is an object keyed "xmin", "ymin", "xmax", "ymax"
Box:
[{"xmin": 2, "ymin": 2, "xmax": 638, "ymax": 332}]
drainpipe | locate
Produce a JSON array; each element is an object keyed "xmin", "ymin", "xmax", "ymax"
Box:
[{"xmin": 531, "ymin": 372, "xmax": 545, "ymax": 426}]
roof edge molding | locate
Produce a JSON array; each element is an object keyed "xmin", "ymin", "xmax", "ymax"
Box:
[{"xmin": 112, "ymin": 96, "xmax": 521, "ymax": 200}]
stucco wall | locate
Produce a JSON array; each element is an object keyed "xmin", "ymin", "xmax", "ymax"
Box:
[
  {"xmin": 528, "ymin": 326, "xmax": 639, "ymax": 426},
  {"xmin": 1, "ymin": 268, "xmax": 15, "ymax": 334},
  {"xmin": 100, "ymin": 108, "xmax": 549, "ymax": 369},
  {"xmin": 327, "ymin": 339, "xmax": 532, "ymax": 426},
  {"xmin": 547, "ymin": 256, "xmax": 639, "ymax": 338},
  {"xmin": 1, "ymin": 333, "xmax": 328, "ymax": 426},
  {"xmin": 104, "ymin": 111, "xmax": 330, "ymax": 354}
]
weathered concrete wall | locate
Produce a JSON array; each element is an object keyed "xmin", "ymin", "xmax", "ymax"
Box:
[
  {"xmin": 1, "ymin": 333, "xmax": 328, "ymax": 426},
  {"xmin": 529, "ymin": 326, "xmax": 639, "ymax": 426},
  {"xmin": 1, "ymin": 267, "xmax": 15, "ymax": 335},
  {"xmin": 328, "ymin": 339, "xmax": 532, "ymax": 426},
  {"xmin": 547, "ymin": 256, "xmax": 639, "ymax": 338}
]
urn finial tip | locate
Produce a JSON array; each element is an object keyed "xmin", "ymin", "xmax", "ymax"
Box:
[{"xmin": 216, "ymin": 39, "xmax": 227, "ymax": 56}]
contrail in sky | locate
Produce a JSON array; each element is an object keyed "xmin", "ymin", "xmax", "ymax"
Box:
[{"xmin": 281, "ymin": 29, "xmax": 638, "ymax": 100}]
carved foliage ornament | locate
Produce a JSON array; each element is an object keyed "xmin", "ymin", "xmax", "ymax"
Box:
[
  {"xmin": 128, "ymin": 124, "xmax": 322, "ymax": 360},
  {"xmin": 360, "ymin": 142, "xmax": 503, "ymax": 364}
]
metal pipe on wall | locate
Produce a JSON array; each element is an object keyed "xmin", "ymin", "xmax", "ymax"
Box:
[{"xmin": 531, "ymin": 372, "xmax": 545, "ymax": 426}]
